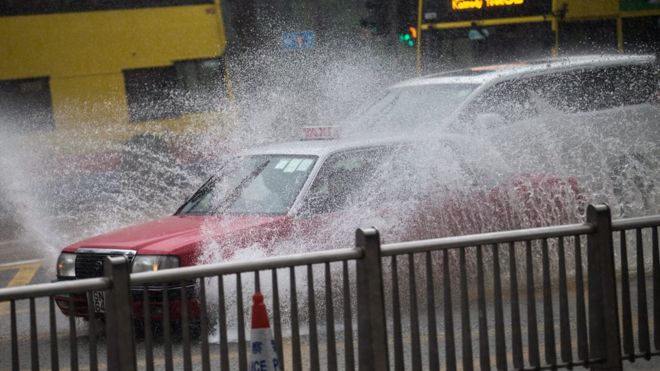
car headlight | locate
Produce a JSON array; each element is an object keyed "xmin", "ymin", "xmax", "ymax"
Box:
[
  {"xmin": 131, "ymin": 255, "xmax": 179, "ymax": 273},
  {"xmin": 57, "ymin": 253, "xmax": 76, "ymax": 278}
]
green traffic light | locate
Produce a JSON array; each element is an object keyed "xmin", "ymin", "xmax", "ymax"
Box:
[{"xmin": 398, "ymin": 30, "xmax": 416, "ymax": 47}]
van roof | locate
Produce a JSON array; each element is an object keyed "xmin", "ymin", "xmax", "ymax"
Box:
[
  {"xmin": 242, "ymin": 136, "xmax": 410, "ymax": 158},
  {"xmin": 391, "ymin": 54, "xmax": 656, "ymax": 88}
]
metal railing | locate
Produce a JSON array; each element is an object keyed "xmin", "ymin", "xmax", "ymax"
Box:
[
  {"xmin": 0, "ymin": 203, "xmax": 659, "ymax": 371},
  {"xmin": 612, "ymin": 213, "xmax": 660, "ymax": 362}
]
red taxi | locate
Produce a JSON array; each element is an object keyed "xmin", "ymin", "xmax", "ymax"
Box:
[{"xmin": 55, "ymin": 128, "xmax": 582, "ymax": 320}]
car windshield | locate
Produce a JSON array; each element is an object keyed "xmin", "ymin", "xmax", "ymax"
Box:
[
  {"xmin": 177, "ymin": 154, "xmax": 317, "ymax": 215},
  {"xmin": 350, "ymin": 83, "xmax": 478, "ymax": 130}
]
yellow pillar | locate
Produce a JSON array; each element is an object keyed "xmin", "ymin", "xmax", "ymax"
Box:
[
  {"xmin": 550, "ymin": 0, "xmax": 561, "ymax": 57},
  {"xmin": 616, "ymin": 17, "xmax": 624, "ymax": 52},
  {"xmin": 551, "ymin": 16, "xmax": 560, "ymax": 57},
  {"xmin": 416, "ymin": 0, "xmax": 424, "ymax": 75}
]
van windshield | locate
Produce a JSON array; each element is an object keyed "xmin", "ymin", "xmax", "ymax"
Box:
[
  {"xmin": 178, "ymin": 155, "xmax": 317, "ymax": 215},
  {"xmin": 350, "ymin": 83, "xmax": 478, "ymax": 131}
]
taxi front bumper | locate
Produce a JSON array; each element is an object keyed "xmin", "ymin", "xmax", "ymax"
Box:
[{"xmin": 53, "ymin": 280, "xmax": 200, "ymax": 321}]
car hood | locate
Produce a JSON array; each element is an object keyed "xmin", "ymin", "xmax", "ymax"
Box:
[{"xmin": 62, "ymin": 214, "xmax": 290, "ymax": 256}]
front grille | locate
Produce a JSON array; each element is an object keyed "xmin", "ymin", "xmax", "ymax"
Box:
[{"xmin": 75, "ymin": 249, "xmax": 136, "ymax": 279}]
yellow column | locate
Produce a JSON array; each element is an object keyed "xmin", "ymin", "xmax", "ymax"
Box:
[
  {"xmin": 416, "ymin": 0, "xmax": 424, "ymax": 75},
  {"xmin": 550, "ymin": 0, "xmax": 561, "ymax": 57},
  {"xmin": 616, "ymin": 16, "xmax": 624, "ymax": 52},
  {"xmin": 551, "ymin": 16, "xmax": 560, "ymax": 57}
]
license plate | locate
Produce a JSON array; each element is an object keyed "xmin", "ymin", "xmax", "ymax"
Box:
[{"xmin": 91, "ymin": 291, "xmax": 105, "ymax": 313}]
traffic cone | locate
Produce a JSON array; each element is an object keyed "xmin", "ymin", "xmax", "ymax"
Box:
[{"xmin": 248, "ymin": 292, "xmax": 280, "ymax": 371}]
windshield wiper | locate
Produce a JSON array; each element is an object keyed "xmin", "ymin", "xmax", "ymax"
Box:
[
  {"xmin": 174, "ymin": 176, "xmax": 216, "ymax": 215},
  {"xmin": 213, "ymin": 160, "xmax": 270, "ymax": 214}
]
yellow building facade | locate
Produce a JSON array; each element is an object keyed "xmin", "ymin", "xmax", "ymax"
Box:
[{"xmin": 0, "ymin": 1, "xmax": 228, "ymax": 145}]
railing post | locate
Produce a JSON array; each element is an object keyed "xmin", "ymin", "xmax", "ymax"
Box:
[
  {"xmin": 356, "ymin": 228, "xmax": 389, "ymax": 371},
  {"xmin": 104, "ymin": 256, "xmax": 137, "ymax": 371},
  {"xmin": 587, "ymin": 204, "xmax": 622, "ymax": 370}
]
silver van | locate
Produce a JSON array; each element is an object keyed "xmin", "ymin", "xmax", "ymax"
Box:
[{"xmin": 349, "ymin": 54, "xmax": 657, "ymax": 132}]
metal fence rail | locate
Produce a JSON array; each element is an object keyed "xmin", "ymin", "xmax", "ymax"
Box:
[
  {"xmin": 0, "ymin": 203, "xmax": 659, "ymax": 371},
  {"xmin": 0, "ymin": 246, "xmax": 366, "ymax": 371},
  {"xmin": 612, "ymin": 214, "xmax": 660, "ymax": 362},
  {"xmin": 377, "ymin": 204, "xmax": 620, "ymax": 370},
  {"xmin": 128, "ymin": 247, "xmax": 364, "ymax": 371}
]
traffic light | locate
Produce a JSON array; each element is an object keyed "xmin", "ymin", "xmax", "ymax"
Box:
[
  {"xmin": 360, "ymin": 0, "xmax": 388, "ymax": 35},
  {"xmin": 398, "ymin": 26, "xmax": 417, "ymax": 47}
]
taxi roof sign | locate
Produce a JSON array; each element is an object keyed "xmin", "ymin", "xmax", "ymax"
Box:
[{"xmin": 301, "ymin": 126, "xmax": 340, "ymax": 140}]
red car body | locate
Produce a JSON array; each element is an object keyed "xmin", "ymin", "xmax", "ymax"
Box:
[{"xmin": 54, "ymin": 135, "xmax": 583, "ymax": 320}]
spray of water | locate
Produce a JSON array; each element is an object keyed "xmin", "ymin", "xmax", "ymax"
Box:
[
  {"xmin": 0, "ymin": 33, "xmax": 656, "ymax": 347},
  {"xmin": 0, "ymin": 128, "xmax": 63, "ymax": 265},
  {"xmin": 0, "ymin": 42, "xmax": 412, "ymax": 269},
  {"xmin": 482, "ymin": 104, "xmax": 659, "ymax": 218}
]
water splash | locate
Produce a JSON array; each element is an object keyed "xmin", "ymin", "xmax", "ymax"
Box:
[
  {"xmin": 0, "ymin": 43, "xmax": 656, "ymax": 285},
  {"xmin": 0, "ymin": 128, "xmax": 61, "ymax": 264},
  {"xmin": 0, "ymin": 44, "xmax": 411, "ymax": 269},
  {"xmin": 482, "ymin": 104, "xmax": 659, "ymax": 218}
]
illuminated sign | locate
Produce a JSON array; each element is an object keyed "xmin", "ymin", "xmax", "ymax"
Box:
[
  {"xmin": 452, "ymin": 0, "xmax": 524, "ymax": 10},
  {"xmin": 620, "ymin": 0, "xmax": 660, "ymax": 11},
  {"xmin": 428, "ymin": 0, "xmax": 551, "ymax": 22},
  {"xmin": 486, "ymin": 0, "xmax": 524, "ymax": 6},
  {"xmin": 453, "ymin": 0, "xmax": 482, "ymax": 9}
]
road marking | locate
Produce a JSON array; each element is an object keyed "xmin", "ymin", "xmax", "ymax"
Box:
[
  {"xmin": 0, "ymin": 258, "xmax": 44, "ymax": 269},
  {"xmin": 0, "ymin": 260, "xmax": 43, "ymax": 315}
]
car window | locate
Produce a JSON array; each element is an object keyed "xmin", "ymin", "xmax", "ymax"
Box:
[
  {"xmin": 299, "ymin": 148, "xmax": 390, "ymax": 215},
  {"xmin": 462, "ymin": 79, "xmax": 538, "ymax": 123},
  {"xmin": 298, "ymin": 143, "xmax": 474, "ymax": 216},
  {"xmin": 178, "ymin": 155, "xmax": 317, "ymax": 215},
  {"xmin": 349, "ymin": 83, "xmax": 479, "ymax": 131},
  {"xmin": 461, "ymin": 63, "xmax": 657, "ymax": 123},
  {"xmin": 531, "ymin": 64, "xmax": 657, "ymax": 112}
]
